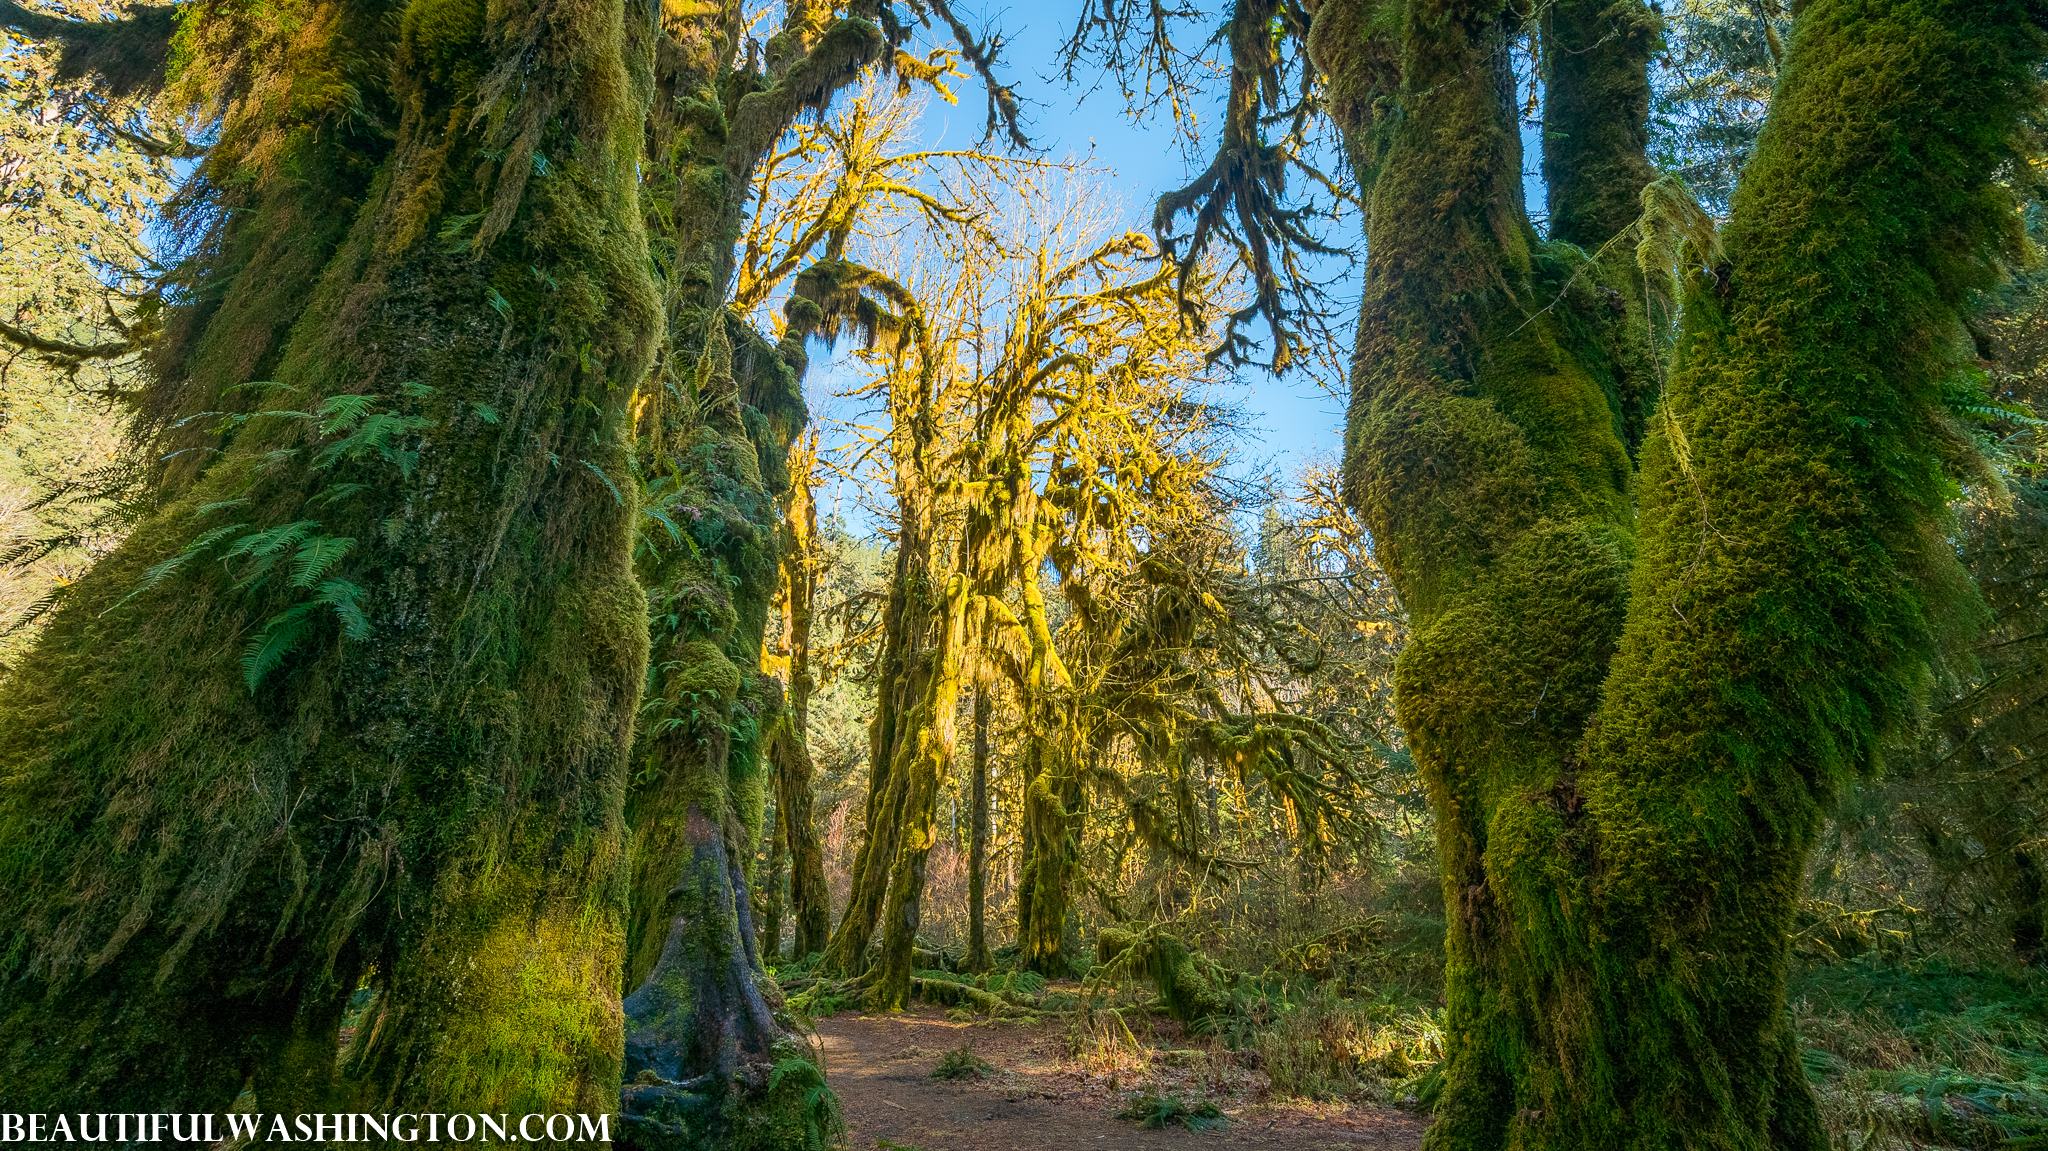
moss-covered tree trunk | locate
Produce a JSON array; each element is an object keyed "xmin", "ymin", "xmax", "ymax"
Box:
[
  {"xmin": 0, "ymin": 0, "xmax": 657, "ymax": 1114},
  {"xmin": 761, "ymin": 789, "xmax": 789, "ymax": 961},
  {"xmin": 1017, "ymin": 725, "xmax": 1086, "ymax": 975},
  {"xmin": 1321, "ymin": 0, "xmax": 2045, "ymax": 1145},
  {"xmin": 618, "ymin": 318, "xmax": 832, "ymax": 1150},
  {"xmin": 821, "ymin": 541, "xmax": 921, "ymax": 974},
  {"xmin": 773, "ymin": 433, "xmax": 833, "ymax": 958},
  {"xmin": 966, "ymin": 686, "xmax": 994, "ymax": 972},
  {"xmin": 822, "ymin": 300, "xmax": 946, "ymax": 979},
  {"xmin": 861, "ymin": 557, "xmax": 972, "ymax": 1007},
  {"xmin": 615, "ymin": 5, "xmax": 882, "ymax": 1145}
]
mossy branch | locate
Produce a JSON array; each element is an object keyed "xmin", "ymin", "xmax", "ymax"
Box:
[{"xmin": 0, "ymin": 318, "xmax": 138, "ymax": 366}]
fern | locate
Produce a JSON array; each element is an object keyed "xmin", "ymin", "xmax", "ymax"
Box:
[
  {"xmin": 289, "ymin": 536, "xmax": 356, "ymax": 588},
  {"xmin": 764, "ymin": 1055, "xmax": 842, "ymax": 1151},
  {"xmin": 643, "ymin": 506, "xmax": 683, "ymax": 546},
  {"xmin": 240, "ymin": 579, "xmax": 369, "ymax": 691},
  {"xmin": 315, "ymin": 412, "xmax": 433, "ymax": 472},
  {"xmin": 929, "ymin": 1042, "xmax": 993, "ymax": 1081},
  {"xmin": 1942, "ymin": 370, "xmax": 2047, "ymax": 428},
  {"xmin": 583, "ymin": 459, "xmax": 626, "ymax": 506},
  {"xmin": 315, "ymin": 393, "xmax": 378, "ymax": 436},
  {"xmin": 437, "ymin": 212, "xmax": 486, "ymax": 253},
  {"xmin": 312, "ymin": 578, "xmax": 370, "ymax": 638},
  {"xmin": 114, "ymin": 388, "xmax": 430, "ymax": 682},
  {"xmin": 767, "ymin": 1057, "xmax": 823, "ymax": 1094},
  {"xmin": 241, "ymin": 603, "xmax": 320, "ymax": 691},
  {"xmin": 105, "ymin": 521, "xmax": 249, "ymax": 614},
  {"xmin": 221, "ymin": 520, "xmax": 319, "ymax": 563},
  {"xmin": 1115, "ymin": 1092, "xmax": 1225, "ymax": 1132},
  {"xmin": 221, "ymin": 520, "xmax": 320, "ymax": 586},
  {"xmin": 312, "ymin": 483, "xmax": 368, "ymax": 506}
]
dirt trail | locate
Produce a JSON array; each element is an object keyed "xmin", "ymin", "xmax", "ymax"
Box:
[{"xmin": 815, "ymin": 1008, "xmax": 1428, "ymax": 1151}]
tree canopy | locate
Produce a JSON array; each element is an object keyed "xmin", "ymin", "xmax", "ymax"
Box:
[{"xmin": 2, "ymin": 0, "xmax": 2046, "ymax": 1147}]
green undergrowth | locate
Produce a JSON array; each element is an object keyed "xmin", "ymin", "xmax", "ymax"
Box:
[
  {"xmin": 780, "ymin": 964, "xmax": 1058, "ymax": 1022},
  {"xmin": 929, "ymin": 1041, "xmax": 992, "ymax": 1081},
  {"xmin": 1245, "ymin": 984, "xmax": 1445, "ymax": 1103},
  {"xmin": 982, "ymin": 969, "xmax": 1049, "ymax": 997},
  {"xmin": 783, "ymin": 980, "xmax": 860, "ymax": 1021},
  {"xmin": 1115, "ymin": 1092, "xmax": 1226, "ymax": 1131},
  {"xmin": 1791, "ymin": 956, "xmax": 2048, "ymax": 1150}
]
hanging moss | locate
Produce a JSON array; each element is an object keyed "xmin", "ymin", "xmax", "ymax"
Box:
[
  {"xmin": 1328, "ymin": 0, "xmax": 2046, "ymax": 1145},
  {"xmin": 0, "ymin": 0, "xmax": 659, "ymax": 1115},
  {"xmin": 1095, "ymin": 928, "xmax": 1237, "ymax": 1026}
]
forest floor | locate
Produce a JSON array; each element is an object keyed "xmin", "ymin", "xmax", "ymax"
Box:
[{"xmin": 815, "ymin": 1004, "xmax": 1429, "ymax": 1151}]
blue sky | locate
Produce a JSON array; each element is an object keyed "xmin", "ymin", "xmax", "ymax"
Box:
[
  {"xmin": 930, "ymin": 2, "xmax": 1361, "ymax": 475},
  {"xmin": 801, "ymin": 0, "xmax": 1363, "ymax": 529},
  {"xmin": 801, "ymin": 0, "xmax": 1552, "ymax": 532}
]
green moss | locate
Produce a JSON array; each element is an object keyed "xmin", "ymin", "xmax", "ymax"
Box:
[
  {"xmin": 1331, "ymin": 0, "xmax": 2046, "ymax": 1145},
  {"xmin": 1541, "ymin": 0, "xmax": 1661, "ymax": 248},
  {"xmin": 619, "ymin": 43, "xmax": 837, "ymax": 1130},
  {"xmin": 1097, "ymin": 928, "xmax": 1237, "ymax": 1025},
  {"xmin": 0, "ymin": 0, "xmax": 658, "ymax": 1113}
]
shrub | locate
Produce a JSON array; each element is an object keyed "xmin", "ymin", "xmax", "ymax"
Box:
[
  {"xmin": 930, "ymin": 1042, "xmax": 993, "ymax": 1081},
  {"xmin": 1116, "ymin": 1093, "xmax": 1225, "ymax": 1131}
]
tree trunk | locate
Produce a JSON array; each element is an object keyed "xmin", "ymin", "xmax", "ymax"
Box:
[
  {"xmin": 1017, "ymin": 724, "xmax": 1085, "ymax": 976},
  {"xmin": 762, "ymin": 791, "xmax": 789, "ymax": 963},
  {"xmin": 2012, "ymin": 848, "xmax": 2046, "ymax": 966},
  {"xmin": 0, "ymin": 0, "xmax": 656, "ymax": 1113},
  {"xmin": 777, "ymin": 434, "xmax": 833, "ymax": 959},
  {"xmin": 863, "ymin": 569, "xmax": 971, "ymax": 1008},
  {"xmin": 616, "ymin": 8, "xmax": 882, "ymax": 1146},
  {"xmin": 1322, "ymin": 0, "xmax": 2045, "ymax": 1145},
  {"xmin": 770, "ymin": 706, "xmax": 833, "ymax": 959},
  {"xmin": 821, "ymin": 549, "xmax": 915, "ymax": 975},
  {"xmin": 618, "ymin": 320, "xmax": 836, "ymax": 1151},
  {"xmin": 823, "ymin": 300, "xmax": 946, "ymax": 979},
  {"xmin": 966, "ymin": 686, "xmax": 994, "ymax": 972}
]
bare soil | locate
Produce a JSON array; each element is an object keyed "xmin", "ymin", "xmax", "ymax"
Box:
[{"xmin": 814, "ymin": 1007, "xmax": 1429, "ymax": 1151}]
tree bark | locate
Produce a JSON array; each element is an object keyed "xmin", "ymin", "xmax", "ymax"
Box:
[
  {"xmin": 616, "ymin": 5, "xmax": 883, "ymax": 1145},
  {"xmin": 822, "ymin": 294, "xmax": 946, "ymax": 979},
  {"xmin": 1018, "ymin": 728, "xmax": 1085, "ymax": 976},
  {"xmin": 1322, "ymin": 0, "xmax": 2045, "ymax": 1145},
  {"xmin": 863, "ymin": 567, "xmax": 971, "ymax": 1008},
  {"xmin": 966, "ymin": 686, "xmax": 994, "ymax": 972},
  {"xmin": 762, "ymin": 790, "xmax": 789, "ymax": 962},
  {"xmin": 618, "ymin": 319, "xmax": 835, "ymax": 1150},
  {"xmin": 776, "ymin": 434, "xmax": 833, "ymax": 959},
  {"xmin": 0, "ymin": 0, "xmax": 656, "ymax": 1112}
]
